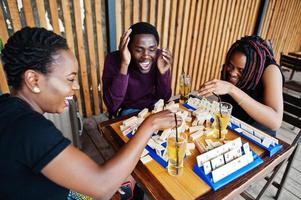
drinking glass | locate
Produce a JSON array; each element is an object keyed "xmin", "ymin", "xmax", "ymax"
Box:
[
  {"xmin": 213, "ymin": 102, "xmax": 233, "ymax": 139},
  {"xmin": 167, "ymin": 133, "xmax": 187, "ymax": 176},
  {"xmin": 180, "ymin": 74, "xmax": 191, "ymax": 100}
]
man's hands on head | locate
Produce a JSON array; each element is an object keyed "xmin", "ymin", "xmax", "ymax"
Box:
[
  {"xmin": 157, "ymin": 49, "xmax": 172, "ymax": 75},
  {"xmin": 119, "ymin": 29, "xmax": 132, "ymax": 75}
]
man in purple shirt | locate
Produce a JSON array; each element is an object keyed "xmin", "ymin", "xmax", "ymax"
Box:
[{"xmin": 103, "ymin": 22, "xmax": 172, "ymax": 116}]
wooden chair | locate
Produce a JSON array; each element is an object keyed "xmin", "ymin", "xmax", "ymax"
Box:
[
  {"xmin": 283, "ymin": 92, "xmax": 301, "ymax": 129},
  {"xmin": 280, "ymin": 53, "xmax": 301, "ymax": 93}
]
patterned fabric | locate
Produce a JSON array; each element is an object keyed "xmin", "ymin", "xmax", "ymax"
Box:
[{"xmin": 67, "ymin": 191, "xmax": 93, "ymax": 200}]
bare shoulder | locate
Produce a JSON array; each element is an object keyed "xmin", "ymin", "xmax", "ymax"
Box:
[{"xmin": 262, "ymin": 64, "xmax": 283, "ymax": 83}]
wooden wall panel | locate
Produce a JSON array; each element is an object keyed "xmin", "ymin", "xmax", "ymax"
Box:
[
  {"xmin": 175, "ymin": 0, "xmax": 191, "ymax": 91},
  {"xmin": 84, "ymin": 0, "xmax": 100, "ymax": 115},
  {"xmin": 161, "ymin": 0, "xmax": 170, "ymax": 48},
  {"xmin": 190, "ymin": 0, "xmax": 207, "ymax": 90},
  {"xmin": 171, "ymin": 0, "xmax": 185, "ymax": 93},
  {"xmin": 95, "ymin": 0, "xmax": 106, "ymax": 112},
  {"xmin": 22, "ymin": 0, "xmax": 35, "ymax": 26},
  {"xmin": 36, "ymin": 0, "xmax": 47, "ymax": 28},
  {"xmin": 48, "ymin": 0, "xmax": 60, "ymax": 34},
  {"xmin": 140, "ymin": 0, "xmax": 148, "ymax": 22},
  {"xmin": 73, "ymin": 0, "xmax": 92, "ymax": 116},
  {"xmin": 1, "ymin": 0, "xmax": 301, "ymax": 117},
  {"xmin": 60, "ymin": 0, "xmax": 83, "ymax": 115},
  {"xmin": 124, "ymin": 0, "xmax": 131, "ymax": 30},
  {"xmin": 0, "ymin": 0, "xmax": 108, "ymax": 117},
  {"xmin": 115, "ymin": 0, "xmax": 122, "ymax": 43},
  {"xmin": 261, "ymin": 0, "xmax": 301, "ymax": 62},
  {"xmin": 0, "ymin": 6, "xmax": 9, "ymax": 93},
  {"xmin": 7, "ymin": 0, "xmax": 22, "ymax": 31}
]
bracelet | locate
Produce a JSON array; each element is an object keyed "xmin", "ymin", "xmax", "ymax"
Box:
[{"xmin": 238, "ymin": 95, "xmax": 244, "ymax": 106}]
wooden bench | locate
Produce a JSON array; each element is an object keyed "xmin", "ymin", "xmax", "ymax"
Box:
[
  {"xmin": 280, "ymin": 53, "xmax": 301, "ymax": 93},
  {"xmin": 283, "ymin": 92, "xmax": 301, "ymax": 129}
]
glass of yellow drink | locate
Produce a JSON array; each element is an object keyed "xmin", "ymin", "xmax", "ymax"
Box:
[
  {"xmin": 180, "ymin": 74, "xmax": 191, "ymax": 100},
  {"xmin": 214, "ymin": 102, "xmax": 233, "ymax": 139},
  {"xmin": 167, "ymin": 133, "xmax": 187, "ymax": 176}
]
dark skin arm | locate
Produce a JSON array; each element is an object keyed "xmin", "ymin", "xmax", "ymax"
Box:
[
  {"xmin": 41, "ymin": 110, "xmax": 181, "ymax": 199},
  {"xmin": 198, "ymin": 65, "xmax": 283, "ymax": 130}
]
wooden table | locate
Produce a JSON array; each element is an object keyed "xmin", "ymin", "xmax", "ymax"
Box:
[{"xmin": 98, "ymin": 113, "xmax": 292, "ymax": 200}]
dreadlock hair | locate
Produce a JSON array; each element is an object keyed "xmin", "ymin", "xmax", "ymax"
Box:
[
  {"xmin": 1, "ymin": 27, "xmax": 69, "ymax": 90},
  {"xmin": 128, "ymin": 22, "xmax": 160, "ymax": 47},
  {"xmin": 221, "ymin": 35, "xmax": 276, "ymax": 90}
]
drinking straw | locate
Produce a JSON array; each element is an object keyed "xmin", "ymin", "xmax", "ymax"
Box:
[
  {"xmin": 212, "ymin": 92, "xmax": 222, "ymax": 138},
  {"xmin": 174, "ymin": 113, "xmax": 179, "ymax": 175}
]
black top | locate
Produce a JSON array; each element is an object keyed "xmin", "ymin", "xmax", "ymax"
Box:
[
  {"xmin": 221, "ymin": 62, "xmax": 283, "ymax": 136},
  {"xmin": 0, "ymin": 94, "xmax": 70, "ymax": 199}
]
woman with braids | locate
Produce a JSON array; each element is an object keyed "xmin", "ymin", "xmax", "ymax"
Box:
[
  {"xmin": 0, "ymin": 27, "xmax": 180, "ymax": 199},
  {"xmin": 103, "ymin": 22, "xmax": 172, "ymax": 117},
  {"xmin": 198, "ymin": 36, "xmax": 283, "ymax": 136}
]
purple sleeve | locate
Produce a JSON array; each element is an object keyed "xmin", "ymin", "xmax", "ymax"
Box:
[
  {"xmin": 102, "ymin": 52, "xmax": 129, "ymax": 113},
  {"xmin": 156, "ymin": 69, "xmax": 172, "ymax": 101}
]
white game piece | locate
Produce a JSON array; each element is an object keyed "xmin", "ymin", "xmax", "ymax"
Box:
[
  {"xmin": 140, "ymin": 155, "xmax": 153, "ymax": 164},
  {"xmin": 155, "ymin": 145, "xmax": 165, "ymax": 156},
  {"xmin": 205, "ymin": 139, "xmax": 215, "ymax": 149},
  {"xmin": 166, "ymin": 101, "xmax": 174, "ymax": 108},
  {"xmin": 204, "ymin": 128, "xmax": 214, "ymax": 136},
  {"xmin": 152, "ymin": 107, "xmax": 163, "ymax": 113},
  {"xmin": 203, "ymin": 161, "xmax": 212, "ymax": 175},
  {"xmin": 253, "ymin": 131, "xmax": 265, "ymax": 141},
  {"xmin": 185, "ymin": 116, "xmax": 192, "ymax": 123},
  {"xmin": 192, "ymin": 119, "xmax": 199, "ymax": 126},
  {"xmin": 243, "ymin": 142, "xmax": 250, "ymax": 154},
  {"xmin": 210, "ymin": 155, "xmax": 225, "ymax": 170},
  {"xmin": 242, "ymin": 130, "xmax": 262, "ymax": 144},
  {"xmin": 211, "ymin": 154, "xmax": 249, "ymax": 182},
  {"xmin": 245, "ymin": 151, "xmax": 254, "ymax": 163},
  {"xmin": 122, "ymin": 126, "xmax": 137, "ymax": 135},
  {"xmin": 123, "ymin": 116, "xmax": 138, "ymax": 127},
  {"xmin": 189, "ymin": 130, "xmax": 203, "ymax": 141},
  {"xmin": 160, "ymin": 129, "xmax": 171, "ymax": 141},
  {"xmin": 212, "ymin": 141, "xmax": 223, "ymax": 148},
  {"xmin": 194, "ymin": 140, "xmax": 206, "ymax": 154},
  {"xmin": 235, "ymin": 128, "xmax": 243, "ymax": 133},
  {"xmin": 185, "ymin": 149, "xmax": 192, "ymax": 156},
  {"xmin": 240, "ymin": 123, "xmax": 254, "ymax": 134},
  {"xmin": 147, "ymin": 139, "xmax": 157, "ymax": 149},
  {"xmin": 189, "ymin": 126, "xmax": 203, "ymax": 133},
  {"xmin": 187, "ymin": 143, "xmax": 196, "ymax": 150},
  {"xmin": 141, "ymin": 149, "xmax": 149, "ymax": 158},
  {"xmin": 182, "ymin": 110, "xmax": 189, "ymax": 119},
  {"xmin": 154, "ymin": 99, "xmax": 164, "ymax": 109},
  {"xmin": 138, "ymin": 108, "xmax": 149, "ymax": 118},
  {"xmin": 262, "ymin": 137, "xmax": 272, "ymax": 148}
]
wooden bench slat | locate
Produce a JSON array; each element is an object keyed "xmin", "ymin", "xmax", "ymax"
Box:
[
  {"xmin": 284, "ymin": 103, "xmax": 301, "ymax": 118},
  {"xmin": 283, "ymin": 113, "xmax": 301, "ymax": 129}
]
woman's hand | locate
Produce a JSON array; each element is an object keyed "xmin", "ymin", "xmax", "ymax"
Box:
[
  {"xmin": 119, "ymin": 29, "xmax": 132, "ymax": 74},
  {"xmin": 198, "ymin": 79, "xmax": 234, "ymax": 97},
  {"xmin": 145, "ymin": 110, "xmax": 181, "ymax": 131},
  {"xmin": 157, "ymin": 49, "xmax": 172, "ymax": 75}
]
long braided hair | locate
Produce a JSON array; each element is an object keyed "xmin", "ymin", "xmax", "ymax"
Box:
[
  {"xmin": 221, "ymin": 35, "xmax": 276, "ymax": 90},
  {"xmin": 1, "ymin": 27, "xmax": 68, "ymax": 90}
]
